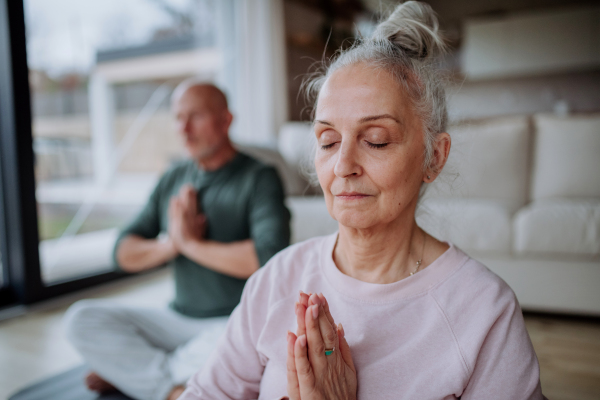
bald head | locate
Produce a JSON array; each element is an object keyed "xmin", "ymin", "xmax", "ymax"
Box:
[{"xmin": 172, "ymin": 82, "xmax": 228, "ymax": 113}]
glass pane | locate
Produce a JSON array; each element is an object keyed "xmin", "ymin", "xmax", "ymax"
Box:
[{"xmin": 24, "ymin": 0, "xmax": 216, "ymax": 284}]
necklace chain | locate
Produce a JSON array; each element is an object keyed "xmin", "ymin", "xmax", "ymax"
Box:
[{"xmin": 409, "ymin": 232, "xmax": 427, "ymax": 276}]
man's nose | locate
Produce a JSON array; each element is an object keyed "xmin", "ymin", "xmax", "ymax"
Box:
[
  {"xmin": 179, "ymin": 118, "xmax": 192, "ymax": 135},
  {"xmin": 333, "ymin": 141, "xmax": 362, "ymax": 178}
]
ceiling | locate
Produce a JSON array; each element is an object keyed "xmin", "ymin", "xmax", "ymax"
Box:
[{"xmin": 363, "ymin": 0, "xmax": 598, "ymax": 24}]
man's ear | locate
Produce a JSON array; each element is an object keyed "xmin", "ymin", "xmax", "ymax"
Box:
[{"xmin": 222, "ymin": 110, "xmax": 234, "ymax": 131}]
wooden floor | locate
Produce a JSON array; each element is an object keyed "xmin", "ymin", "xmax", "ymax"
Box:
[
  {"xmin": 0, "ymin": 269, "xmax": 174, "ymax": 400},
  {"xmin": 525, "ymin": 314, "xmax": 600, "ymax": 400},
  {"xmin": 0, "ymin": 269, "xmax": 598, "ymax": 400}
]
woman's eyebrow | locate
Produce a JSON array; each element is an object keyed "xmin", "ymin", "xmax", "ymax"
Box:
[
  {"xmin": 315, "ymin": 114, "xmax": 400, "ymax": 127},
  {"xmin": 358, "ymin": 114, "xmax": 400, "ymax": 123}
]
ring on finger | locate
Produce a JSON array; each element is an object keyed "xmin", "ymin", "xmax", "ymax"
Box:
[{"xmin": 325, "ymin": 347, "xmax": 335, "ymax": 356}]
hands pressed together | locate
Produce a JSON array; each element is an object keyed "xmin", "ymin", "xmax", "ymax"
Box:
[
  {"xmin": 168, "ymin": 187, "xmax": 358, "ymax": 399},
  {"xmin": 286, "ymin": 291, "xmax": 357, "ymax": 400},
  {"xmin": 167, "ymin": 185, "xmax": 206, "ymax": 252}
]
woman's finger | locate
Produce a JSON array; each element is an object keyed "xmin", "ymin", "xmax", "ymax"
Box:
[
  {"xmin": 337, "ymin": 323, "xmax": 356, "ymax": 372},
  {"xmin": 296, "ymin": 291, "xmax": 311, "ymax": 337},
  {"xmin": 305, "ymin": 304, "xmax": 337, "ymax": 372},
  {"xmin": 286, "ymin": 331, "xmax": 300, "ymax": 400},
  {"xmin": 294, "ymin": 335, "xmax": 315, "ymax": 393},
  {"xmin": 295, "ymin": 301, "xmax": 307, "ymax": 338},
  {"xmin": 314, "ymin": 293, "xmax": 335, "ymax": 327},
  {"xmin": 299, "ymin": 291, "xmax": 310, "ymax": 308}
]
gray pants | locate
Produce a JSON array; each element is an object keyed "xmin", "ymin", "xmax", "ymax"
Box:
[{"xmin": 64, "ymin": 300, "xmax": 228, "ymax": 400}]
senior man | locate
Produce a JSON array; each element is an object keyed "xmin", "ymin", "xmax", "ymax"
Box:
[{"xmin": 65, "ymin": 82, "xmax": 290, "ymax": 400}]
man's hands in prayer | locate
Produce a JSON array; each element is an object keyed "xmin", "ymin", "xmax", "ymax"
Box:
[
  {"xmin": 116, "ymin": 186, "xmax": 202, "ymax": 270},
  {"xmin": 168, "ymin": 185, "xmax": 206, "ymax": 252},
  {"xmin": 286, "ymin": 291, "xmax": 357, "ymax": 400},
  {"xmin": 163, "ymin": 184, "xmax": 259, "ymax": 278}
]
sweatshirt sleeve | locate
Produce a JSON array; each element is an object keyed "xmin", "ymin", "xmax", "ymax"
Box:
[
  {"xmin": 460, "ymin": 294, "xmax": 545, "ymax": 400},
  {"xmin": 179, "ymin": 269, "xmax": 268, "ymax": 399}
]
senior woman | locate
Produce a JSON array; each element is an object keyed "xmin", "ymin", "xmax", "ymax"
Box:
[{"xmin": 179, "ymin": 2, "xmax": 545, "ymax": 399}]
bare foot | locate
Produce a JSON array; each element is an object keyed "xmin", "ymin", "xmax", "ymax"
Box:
[
  {"xmin": 85, "ymin": 371, "xmax": 117, "ymax": 393},
  {"xmin": 167, "ymin": 385, "xmax": 185, "ymax": 400}
]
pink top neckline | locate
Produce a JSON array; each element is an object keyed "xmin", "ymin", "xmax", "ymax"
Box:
[{"xmin": 320, "ymin": 232, "xmax": 468, "ymax": 303}]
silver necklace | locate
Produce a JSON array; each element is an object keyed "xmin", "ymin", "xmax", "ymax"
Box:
[{"xmin": 409, "ymin": 232, "xmax": 427, "ymax": 276}]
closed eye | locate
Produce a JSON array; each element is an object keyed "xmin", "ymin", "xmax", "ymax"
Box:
[
  {"xmin": 366, "ymin": 142, "xmax": 389, "ymax": 149},
  {"xmin": 321, "ymin": 143, "xmax": 336, "ymax": 150}
]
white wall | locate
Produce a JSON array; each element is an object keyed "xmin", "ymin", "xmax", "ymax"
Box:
[{"xmin": 463, "ymin": 6, "xmax": 600, "ymax": 80}]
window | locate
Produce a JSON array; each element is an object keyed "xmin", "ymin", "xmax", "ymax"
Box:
[
  {"xmin": 0, "ymin": 0, "xmax": 218, "ymax": 309},
  {"xmin": 24, "ymin": 0, "xmax": 216, "ymax": 284}
]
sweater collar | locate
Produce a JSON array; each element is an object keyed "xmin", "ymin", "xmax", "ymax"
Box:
[{"xmin": 320, "ymin": 232, "xmax": 469, "ymax": 303}]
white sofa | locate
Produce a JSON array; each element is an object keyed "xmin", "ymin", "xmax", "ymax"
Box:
[{"xmin": 274, "ymin": 114, "xmax": 600, "ymax": 316}]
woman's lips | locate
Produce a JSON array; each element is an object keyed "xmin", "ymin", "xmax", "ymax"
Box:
[{"xmin": 335, "ymin": 192, "xmax": 372, "ymax": 200}]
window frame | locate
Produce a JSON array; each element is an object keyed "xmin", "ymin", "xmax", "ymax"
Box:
[{"xmin": 0, "ymin": 0, "xmax": 127, "ymax": 311}]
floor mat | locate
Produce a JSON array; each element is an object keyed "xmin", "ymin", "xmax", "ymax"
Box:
[{"xmin": 9, "ymin": 365, "xmax": 133, "ymax": 400}]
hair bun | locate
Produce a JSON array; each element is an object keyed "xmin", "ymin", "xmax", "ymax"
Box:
[{"xmin": 371, "ymin": 1, "xmax": 446, "ymax": 60}]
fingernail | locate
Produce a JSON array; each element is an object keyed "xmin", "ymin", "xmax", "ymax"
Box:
[
  {"xmin": 338, "ymin": 323, "xmax": 345, "ymax": 338},
  {"xmin": 311, "ymin": 304, "xmax": 319, "ymax": 319},
  {"xmin": 320, "ymin": 293, "xmax": 327, "ymax": 306},
  {"xmin": 298, "ymin": 335, "xmax": 306, "ymax": 347},
  {"xmin": 309, "ymin": 293, "xmax": 320, "ymax": 306}
]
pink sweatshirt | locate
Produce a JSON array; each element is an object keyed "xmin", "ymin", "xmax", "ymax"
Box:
[{"xmin": 181, "ymin": 233, "xmax": 544, "ymax": 399}]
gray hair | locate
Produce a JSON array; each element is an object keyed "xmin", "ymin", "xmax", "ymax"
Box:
[{"xmin": 303, "ymin": 1, "xmax": 448, "ymax": 173}]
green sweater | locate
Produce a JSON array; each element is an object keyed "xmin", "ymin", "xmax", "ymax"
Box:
[{"xmin": 114, "ymin": 152, "xmax": 291, "ymax": 318}]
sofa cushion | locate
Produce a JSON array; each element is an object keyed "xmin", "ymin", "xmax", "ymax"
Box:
[
  {"xmin": 514, "ymin": 199, "xmax": 600, "ymax": 256},
  {"xmin": 531, "ymin": 113, "xmax": 600, "ymax": 200},
  {"xmin": 287, "ymin": 196, "xmax": 338, "ymax": 243},
  {"xmin": 417, "ymin": 198, "xmax": 512, "ymax": 253},
  {"xmin": 426, "ymin": 116, "xmax": 531, "ymax": 208}
]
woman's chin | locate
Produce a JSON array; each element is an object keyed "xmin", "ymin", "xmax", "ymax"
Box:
[{"xmin": 334, "ymin": 210, "xmax": 378, "ymax": 230}]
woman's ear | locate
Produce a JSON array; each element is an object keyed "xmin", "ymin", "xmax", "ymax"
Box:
[{"xmin": 424, "ymin": 132, "xmax": 451, "ymax": 183}]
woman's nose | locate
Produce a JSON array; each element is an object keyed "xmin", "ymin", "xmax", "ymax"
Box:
[{"xmin": 333, "ymin": 141, "xmax": 362, "ymax": 178}]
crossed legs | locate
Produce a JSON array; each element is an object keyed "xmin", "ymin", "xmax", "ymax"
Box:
[{"xmin": 64, "ymin": 300, "xmax": 227, "ymax": 400}]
